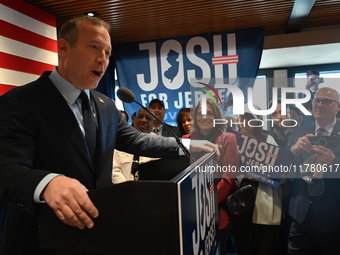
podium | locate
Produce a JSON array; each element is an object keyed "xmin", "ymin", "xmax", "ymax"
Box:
[{"xmin": 39, "ymin": 153, "xmax": 220, "ymax": 255}]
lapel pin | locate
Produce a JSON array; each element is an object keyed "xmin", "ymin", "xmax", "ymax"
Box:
[{"xmin": 98, "ymin": 97, "xmax": 104, "ymax": 103}]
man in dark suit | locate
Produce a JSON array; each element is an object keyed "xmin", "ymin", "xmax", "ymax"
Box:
[
  {"xmin": 149, "ymin": 98, "xmax": 179, "ymax": 137},
  {"xmin": 287, "ymin": 87, "xmax": 340, "ymax": 254},
  {"xmin": 0, "ymin": 16, "xmax": 218, "ymax": 255}
]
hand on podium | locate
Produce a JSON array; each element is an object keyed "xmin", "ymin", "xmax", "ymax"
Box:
[
  {"xmin": 41, "ymin": 175, "xmax": 99, "ymax": 230},
  {"xmin": 189, "ymin": 139, "xmax": 220, "ymax": 157}
]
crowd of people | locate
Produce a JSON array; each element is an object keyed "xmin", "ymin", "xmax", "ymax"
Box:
[
  {"xmin": 111, "ymin": 79, "xmax": 340, "ymax": 255},
  {"xmin": 0, "ymin": 14, "xmax": 339, "ymax": 255}
]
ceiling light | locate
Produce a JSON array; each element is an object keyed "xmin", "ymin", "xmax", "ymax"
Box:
[{"xmin": 83, "ymin": 11, "xmax": 99, "ymax": 17}]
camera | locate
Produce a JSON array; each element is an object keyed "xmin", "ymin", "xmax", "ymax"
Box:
[
  {"xmin": 310, "ymin": 77, "xmax": 324, "ymax": 84},
  {"xmin": 308, "ymin": 135, "xmax": 337, "ymax": 148}
]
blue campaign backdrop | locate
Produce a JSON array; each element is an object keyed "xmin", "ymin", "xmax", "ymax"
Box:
[
  {"xmin": 114, "ymin": 27, "xmax": 264, "ymax": 125},
  {"xmin": 95, "ymin": 57, "xmax": 116, "ymax": 100}
]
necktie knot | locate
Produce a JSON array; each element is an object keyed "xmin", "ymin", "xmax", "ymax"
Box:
[
  {"xmin": 317, "ymin": 127, "xmax": 325, "ymax": 136},
  {"xmin": 79, "ymin": 91, "xmax": 90, "ymax": 109}
]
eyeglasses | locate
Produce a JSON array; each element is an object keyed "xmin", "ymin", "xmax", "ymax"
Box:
[
  {"xmin": 136, "ymin": 114, "xmax": 153, "ymax": 122},
  {"xmin": 312, "ymin": 98, "xmax": 339, "ymax": 106}
]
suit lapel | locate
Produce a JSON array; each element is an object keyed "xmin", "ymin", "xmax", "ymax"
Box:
[
  {"xmin": 331, "ymin": 121, "xmax": 340, "ymax": 136},
  {"xmin": 306, "ymin": 124, "xmax": 316, "ymax": 135},
  {"xmin": 91, "ymin": 91, "xmax": 116, "ymax": 187},
  {"xmin": 38, "ymin": 76, "xmax": 93, "ymax": 169},
  {"xmin": 91, "ymin": 91, "xmax": 108, "ymax": 158}
]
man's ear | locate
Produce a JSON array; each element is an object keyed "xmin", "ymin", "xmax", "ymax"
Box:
[
  {"xmin": 57, "ymin": 38, "xmax": 69, "ymax": 56},
  {"xmin": 336, "ymin": 102, "xmax": 340, "ymax": 112}
]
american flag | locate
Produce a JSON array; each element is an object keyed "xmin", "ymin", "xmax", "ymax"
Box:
[
  {"xmin": 209, "ymin": 181, "xmax": 215, "ymax": 194},
  {"xmin": 0, "ymin": 0, "xmax": 57, "ymax": 95},
  {"xmin": 212, "ymin": 54, "xmax": 239, "ymax": 65}
]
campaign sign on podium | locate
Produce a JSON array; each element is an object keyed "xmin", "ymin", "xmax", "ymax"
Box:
[
  {"xmin": 178, "ymin": 153, "xmax": 220, "ymax": 255},
  {"xmin": 39, "ymin": 153, "xmax": 220, "ymax": 255}
]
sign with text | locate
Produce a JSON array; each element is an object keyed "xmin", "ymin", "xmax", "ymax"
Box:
[
  {"xmin": 178, "ymin": 153, "xmax": 220, "ymax": 255},
  {"xmin": 114, "ymin": 27, "xmax": 264, "ymax": 125},
  {"xmin": 227, "ymin": 128, "xmax": 293, "ymax": 188}
]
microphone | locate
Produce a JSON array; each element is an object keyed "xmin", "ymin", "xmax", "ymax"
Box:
[{"xmin": 117, "ymin": 87, "xmax": 192, "ymax": 160}]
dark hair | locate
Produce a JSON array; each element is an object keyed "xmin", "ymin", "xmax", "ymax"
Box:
[
  {"xmin": 268, "ymin": 98, "xmax": 282, "ymax": 109},
  {"xmin": 130, "ymin": 112, "xmax": 137, "ymax": 126},
  {"xmin": 131, "ymin": 111, "xmax": 137, "ymax": 119},
  {"xmin": 58, "ymin": 16, "xmax": 110, "ymax": 47},
  {"xmin": 136, "ymin": 107, "xmax": 153, "ymax": 118},
  {"xmin": 268, "ymin": 98, "xmax": 290, "ymax": 113},
  {"xmin": 149, "ymin": 99, "xmax": 165, "ymax": 108},
  {"xmin": 120, "ymin": 110, "xmax": 129, "ymax": 122},
  {"xmin": 176, "ymin": 108, "xmax": 191, "ymax": 136},
  {"xmin": 193, "ymin": 98, "xmax": 225, "ymax": 132},
  {"xmin": 237, "ymin": 113, "xmax": 267, "ymax": 141},
  {"xmin": 289, "ymin": 105, "xmax": 302, "ymax": 117},
  {"xmin": 306, "ymin": 69, "xmax": 320, "ymax": 77}
]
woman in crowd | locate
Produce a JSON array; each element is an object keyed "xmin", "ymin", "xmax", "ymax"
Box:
[
  {"xmin": 232, "ymin": 104, "xmax": 283, "ymax": 255},
  {"xmin": 176, "ymin": 107, "xmax": 193, "ymax": 136},
  {"xmin": 183, "ymin": 98, "xmax": 239, "ymax": 255}
]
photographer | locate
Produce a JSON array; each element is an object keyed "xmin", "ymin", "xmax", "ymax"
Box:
[{"xmin": 287, "ymin": 87, "xmax": 340, "ymax": 254}]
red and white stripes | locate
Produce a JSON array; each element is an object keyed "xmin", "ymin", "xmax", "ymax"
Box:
[
  {"xmin": 211, "ymin": 54, "xmax": 239, "ymax": 65},
  {"xmin": 0, "ymin": 0, "xmax": 57, "ymax": 95}
]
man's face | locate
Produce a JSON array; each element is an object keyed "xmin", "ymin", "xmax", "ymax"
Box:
[
  {"xmin": 132, "ymin": 109, "xmax": 153, "ymax": 133},
  {"xmin": 58, "ymin": 21, "xmax": 112, "ymax": 90},
  {"xmin": 313, "ymin": 89, "xmax": 340, "ymax": 124},
  {"xmin": 308, "ymin": 74, "xmax": 320, "ymax": 91},
  {"xmin": 271, "ymin": 103, "xmax": 290, "ymax": 128},
  {"xmin": 150, "ymin": 102, "xmax": 166, "ymax": 122}
]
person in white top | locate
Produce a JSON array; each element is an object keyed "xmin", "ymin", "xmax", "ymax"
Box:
[
  {"xmin": 232, "ymin": 104, "xmax": 283, "ymax": 255},
  {"xmin": 112, "ymin": 108, "xmax": 159, "ymax": 183}
]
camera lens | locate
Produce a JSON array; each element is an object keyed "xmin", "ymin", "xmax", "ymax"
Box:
[{"xmin": 317, "ymin": 138, "xmax": 328, "ymax": 146}]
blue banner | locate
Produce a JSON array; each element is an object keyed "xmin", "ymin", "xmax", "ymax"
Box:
[
  {"xmin": 178, "ymin": 153, "xmax": 220, "ymax": 255},
  {"xmin": 114, "ymin": 27, "xmax": 264, "ymax": 125}
]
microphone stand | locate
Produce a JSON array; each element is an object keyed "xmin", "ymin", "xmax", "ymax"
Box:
[{"xmin": 133, "ymin": 100, "xmax": 194, "ymax": 161}]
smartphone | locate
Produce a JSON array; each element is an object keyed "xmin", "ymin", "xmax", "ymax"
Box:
[{"xmin": 310, "ymin": 77, "xmax": 324, "ymax": 84}]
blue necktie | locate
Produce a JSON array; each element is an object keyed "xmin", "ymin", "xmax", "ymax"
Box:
[{"xmin": 79, "ymin": 91, "xmax": 96, "ymax": 162}]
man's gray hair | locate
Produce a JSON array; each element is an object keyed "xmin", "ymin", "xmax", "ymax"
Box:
[{"xmin": 317, "ymin": 87, "xmax": 340, "ymax": 101}]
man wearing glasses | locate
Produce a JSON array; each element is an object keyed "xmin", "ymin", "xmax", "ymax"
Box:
[{"xmin": 287, "ymin": 87, "xmax": 340, "ymax": 254}]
